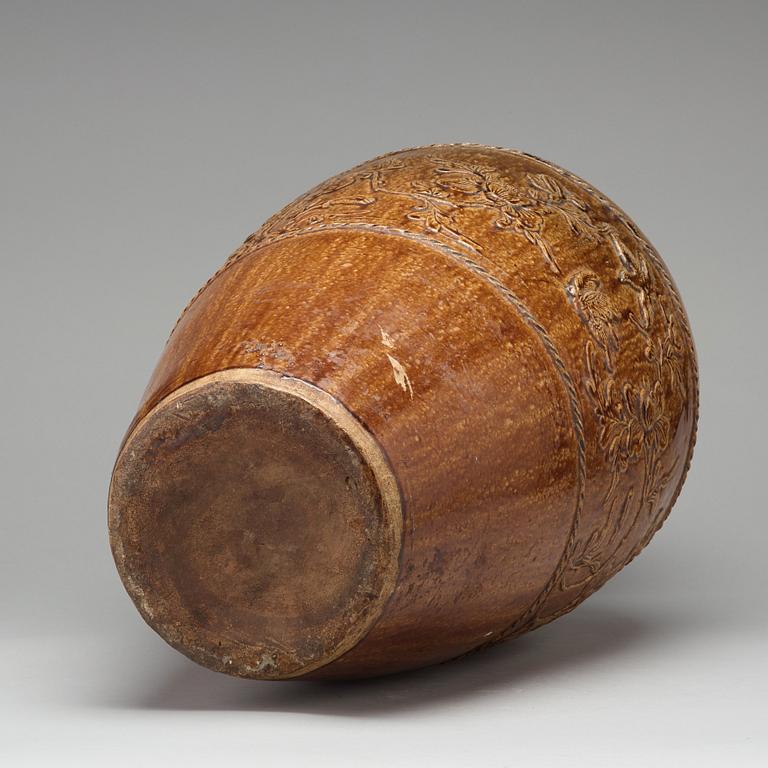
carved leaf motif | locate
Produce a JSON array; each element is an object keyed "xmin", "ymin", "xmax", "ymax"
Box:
[
  {"xmin": 405, "ymin": 198, "xmax": 483, "ymax": 253},
  {"xmin": 526, "ymin": 173, "xmax": 566, "ymax": 202},
  {"xmin": 433, "ymin": 165, "xmax": 486, "ymax": 195},
  {"xmin": 646, "ymin": 307, "xmax": 686, "ymax": 397}
]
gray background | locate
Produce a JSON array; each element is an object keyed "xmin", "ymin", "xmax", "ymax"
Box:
[{"xmin": 1, "ymin": 1, "xmax": 766, "ymax": 765}]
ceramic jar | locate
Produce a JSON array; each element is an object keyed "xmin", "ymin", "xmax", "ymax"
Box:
[{"xmin": 109, "ymin": 145, "xmax": 698, "ymax": 679}]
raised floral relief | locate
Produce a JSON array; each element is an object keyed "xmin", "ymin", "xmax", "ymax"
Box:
[
  {"xmin": 250, "ymin": 156, "xmax": 611, "ymax": 275},
  {"xmin": 535, "ymin": 269, "xmax": 687, "ymax": 624}
]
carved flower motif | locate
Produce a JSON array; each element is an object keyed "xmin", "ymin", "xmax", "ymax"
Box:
[{"xmin": 585, "ymin": 342, "xmax": 670, "ymax": 480}]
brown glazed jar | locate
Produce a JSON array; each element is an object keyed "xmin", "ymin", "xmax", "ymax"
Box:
[{"xmin": 109, "ymin": 144, "xmax": 698, "ymax": 680}]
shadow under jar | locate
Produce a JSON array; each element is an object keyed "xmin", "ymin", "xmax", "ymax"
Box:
[{"xmin": 109, "ymin": 144, "xmax": 698, "ymax": 680}]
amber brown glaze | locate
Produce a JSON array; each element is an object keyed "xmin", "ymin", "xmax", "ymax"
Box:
[{"xmin": 109, "ymin": 144, "xmax": 698, "ymax": 680}]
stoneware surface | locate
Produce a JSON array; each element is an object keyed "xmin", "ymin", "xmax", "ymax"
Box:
[{"xmin": 109, "ymin": 144, "xmax": 698, "ymax": 680}]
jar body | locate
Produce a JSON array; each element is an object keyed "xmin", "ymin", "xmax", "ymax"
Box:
[{"xmin": 109, "ymin": 145, "xmax": 698, "ymax": 679}]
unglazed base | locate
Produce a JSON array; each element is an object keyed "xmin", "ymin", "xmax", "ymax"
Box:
[{"xmin": 108, "ymin": 369, "xmax": 403, "ymax": 679}]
